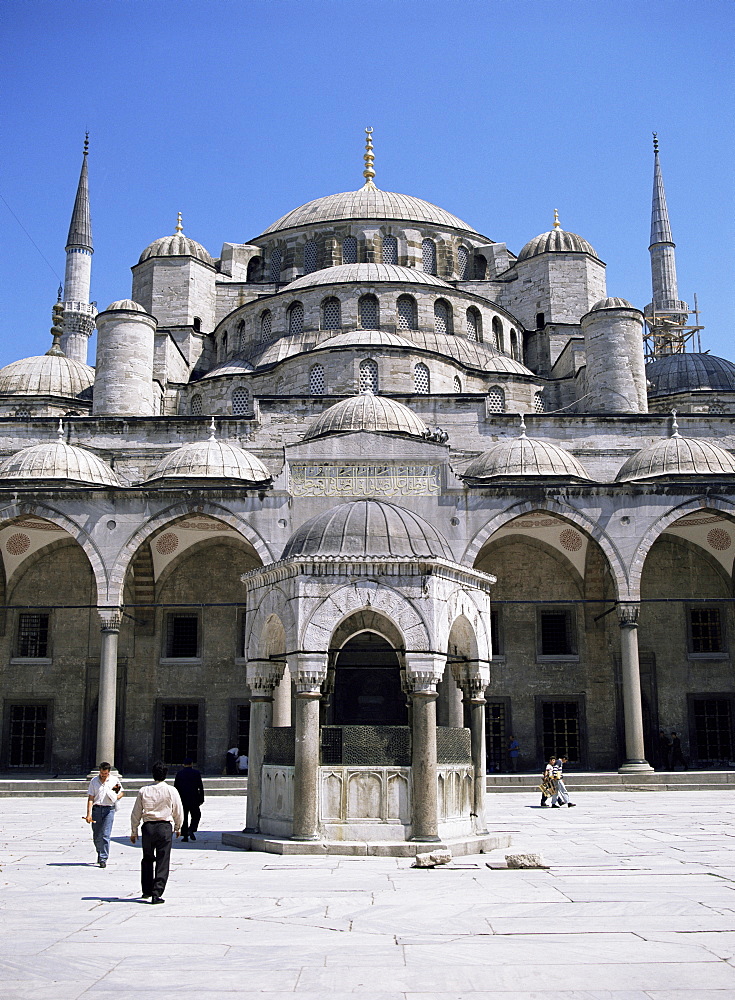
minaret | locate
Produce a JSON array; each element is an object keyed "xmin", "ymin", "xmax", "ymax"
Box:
[
  {"xmin": 61, "ymin": 134, "xmax": 96, "ymax": 364},
  {"xmin": 644, "ymin": 134, "xmax": 689, "ymax": 356}
]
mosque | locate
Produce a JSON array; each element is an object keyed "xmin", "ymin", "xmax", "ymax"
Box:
[{"xmin": 1, "ymin": 129, "xmax": 734, "ymax": 852}]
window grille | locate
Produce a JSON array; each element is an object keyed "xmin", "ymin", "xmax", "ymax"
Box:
[
  {"xmin": 190, "ymin": 395, "xmax": 203, "ymax": 416},
  {"xmin": 454, "ymin": 376, "xmax": 462, "ymax": 393},
  {"xmin": 359, "ymin": 359, "xmax": 379, "ymax": 394},
  {"xmin": 492, "ymin": 317, "xmax": 503, "ymax": 351},
  {"xmin": 309, "ymin": 364, "xmax": 325, "ymax": 396},
  {"xmin": 485, "ymin": 701, "xmax": 507, "ymax": 773},
  {"xmin": 542, "ymin": 701, "xmax": 580, "ymax": 762},
  {"xmin": 397, "ymin": 296, "xmax": 417, "ymax": 331},
  {"xmin": 414, "ymin": 363, "xmax": 430, "ymax": 394},
  {"xmin": 359, "ymin": 295, "xmax": 378, "ymax": 329},
  {"xmin": 269, "ymin": 250, "xmax": 281, "ymax": 283},
  {"xmin": 303, "ymin": 242, "xmax": 318, "ymax": 274},
  {"xmin": 8, "ymin": 704, "xmax": 47, "ymax": 768},
  {"xmin": 487, "ymin": 386, "xmax": 505, "ymax": 412},
  {"xmin": 160, "ymin": 704, "xmax": 199, "ymax": 766},
  {"xmin": 17, "ymin": 614, "xmax": 49, "ymax": 658},
  {"xmin": 322, "ymin": 297, "xmax": 341, "ymax": 330},
  {"xmin": 237, "ymin": 321, "xmax": 246, "ymax": 352},
  {"xmin": 422, "ymin": 239, "xmax": 437, "ymax": 275},
  {"xmin": 539, "ymin": 611, "xmax": 573, "ymax": 656},
  {"xmin": 166, "ymin": 614, "xmax": 199, "ymax": 658},
  {"xmin": 457, "ymin": 245, "xmax": 469, "ymax": 279},
  {"xmin": 288, "ymin": 302, "xmax": 304, "ymax": 336},
  {"xmin": 434, "ymin": 300, "xmax": 450, "ymax": 335},
  {"xmin": 232, "ymin": 387, "xmax": 250, "ymax": 415},
  {"xmin": 709, "ymin": 402, "xmax": 726, "ymax": 414},
  {"xmin": 690, "ymin": 607, "xmax": 724, "ymax": 653},
  {"xmin": 534, "ymin": 392, "xmax": 545, "ymax": 413},
  {"xmin": 382, "ymin": 235, "xmax": 398, "ymax": 265},
  {"xmin": 15, "ymin": 409, "xmax": 31, "ymax": 420},
  {"xmin": 342, "ymin": 236, "xmax": 357, "ymax": 264},
  {"xmin": 466, "ymin": 308, "xmax": 480, "ymax": 341},
  {"xmin": 260, "ymin": 310, "xmax": 272, "ymax": 343},
  {"xmin": 693, "ymin": 698, "xmax": 733, "ymax": 761},
  {"xmin": 474, "ymin": 255, "xmax": 487, "ymax": 279}
]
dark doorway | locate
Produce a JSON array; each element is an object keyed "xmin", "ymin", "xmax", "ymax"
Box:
[{"xmin": 332, "ymin": 633, "xmax": 407, "ymax": 725}]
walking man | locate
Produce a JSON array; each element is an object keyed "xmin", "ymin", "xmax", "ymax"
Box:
[
  {"xmin": 174, "ymin": 757, "xmax": 205, "ymax": 842},
  {"xmin": 84, "ymin": 761, "xmax": 123, "ymax": 867},
  {"xmin": 130, "ymin": 762, "xmax": 183, "ymax": 904}
]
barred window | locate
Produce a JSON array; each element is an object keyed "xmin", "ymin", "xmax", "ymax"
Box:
[
  {"xmin": 689, "ymin": 607, "xmax": 724, "ymax": 654},
  {"xmin": 359, "ymin": 359, "xmax": 379, "ymax": 394},
  {"xmin": 15, "ymin": 409, "xmax": 31, "ymax": 420},
  {"xmin": 190, "ymin": 394, "xmax": 203, "ymax": 416},
  {"xmin": 309, "ymin": 364, "xmax": 325, "ymax": 396},
  {"xmin": 492, "ymin": 316, "xmax": 503, "ymax": 351},
  {"xmin": 160, "ymin": 703, "xmax": 199, "ymax": 766},
  {"xmin": 269, "ymin": 250, "xmax": 282, "ymax": 282},
  {"xmin": 422, "ymin": 239, "xmax": 437, "ymax": 275},
  {"xmin": 474, "ymin": 254, "xmax": 487, "ymax": 280},
  {"xmin": 342, "ymin": 236, "xmax": 357, "ymax": 264},
  {"xmin": 457, "ymin": 245, "xmax": 469, "ymax": 279},
  {"xmin": 397, "ymin": 295, "xmax": 417, "ymax": 331},
  {"xmin": 538, "ymin": 610, "xmax": 575, "ymax": 657},
  {"xmin": 414, "ymin": 363, "xmax": 430, "ymax": 394},
  {"xmin": 382, "ymin": 234, "xmax": 398, "ymax": 265},
  {"xmin": 359, "ymin": 294, "xmax": 379, "ymax": 329},
  {"xmin": 17, "ymin": 614, "xmax": 49, "ymax": 658},
  {"xmin": 487, "ymin": 386, "xmax": 505, "ymax": 412},
  {"xmin": 260, "ymin": 310, "xmax": 273, "ymax": 343},
  {"xmin": 166, "ymin": 614, "xmax": 199, "ymax": 658},
  {"xmin": 322, "ymin": 297, "xmax": 341, "ymax": 330},
  {"xmin": 8, "ymin": 704, "xmax": 48, "ymax": 768},
  {"xmin": 237, "ymin": 321, "xmax": 246, "ymax": 352},
  {"xmin": 288, "ymin": 302, "xmax": 304, "ymax": 336},
  {"xmin": 542, "ymin": 701, "xmax": 580, "ymax": 763},
  {"xmin": 466, "ymin": 307, "xmax": 481, "ymax": 342},
  {"xmin": 303, "ymin": 241, "xmax": 318, "ymax": 274},
  {"xmin": 534, "ymin": 392, "xmax": 545, "ymax": 413},
  {"xmin": 434, "ymin": 299, "xmax": 450, "ymax": 335},
  {"xmin": 232, "ymin": 387, "xmax": 250, "ymax": 415},
  {"xmin": 454, "ymin": 376, "xmax": 462, "ymax": 393}
]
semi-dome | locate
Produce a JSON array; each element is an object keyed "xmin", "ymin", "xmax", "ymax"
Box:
[
  {"xmin": 303, "ymin": 394, "xmax": 428, "ymax": 441},
  {"xmin": 319, "ymin": 330, "xmax": 416, "ymax": 350},
  {"xmin": 0, "ymin": 436, "xmax": 120, "ymax": 487},
  {"xmin": 103, "ymin": 299, "xmax": 147, "ymax": 313},
  {"xmin": 0, "ymin": 354, "xmax": 94, "ymax": 399},
  {"xmin": 615, "ymin": 417, "xmax": 735, "ymax": 481},
  {"xmin": 281, "ymin": 499, "xmax": 454, "ymax": 561},
  {"xmin": 518, "ymin": 218, "xmax": 599, "ymax": 262},
  {"xmin": 284, "ymin": 262, "xmax": 453, "ymax": 292},
  {"xmin": 646, "ymin": 353, "xmax": 735, "ymax": 397},
  {"xmin": 261, "ymin": 185, "xmax": 477, "ymax": 237},
  {"xmin": 463, "ymin": 419, "xmax": 590, "ymax": 481},
  {"xmin": 201, "ymin": 358, "xmax": 255, "ymax": 380},
  {"xmin": 590, "ymin": 296, "xmax": 636, "ymax": 311},
  {"xmin": 146, "ymin": 425, "xmax": 270, "ymax": 484},
  {"xmin": 138, "ymin": 223, "xmax": 213, "ymax": 265}
]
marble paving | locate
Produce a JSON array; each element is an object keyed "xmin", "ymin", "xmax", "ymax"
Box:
[{"xmin": 1, "ymin": 789, "xmax": 734, "ymax": 998}]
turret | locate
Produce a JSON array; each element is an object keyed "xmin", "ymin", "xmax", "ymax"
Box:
[
  {"xmin": 581, "ymin": 298, "xmax": 648, "ymax": 413},
  {"xmin": 61, "ymin": 135, "xmax": 97, "ymax": 364},
  {"xmin": 93, "ymin": 300, "xmax": 158, "ymax": 416}
]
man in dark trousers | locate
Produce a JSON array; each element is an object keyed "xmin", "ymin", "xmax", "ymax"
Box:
[
  {"xmin": 174, "ymin": 757, "xmax": 205, "ymax": 842},
  {"xmin": 130, "ymin": 762, "xmax": 183, "ymax": 904}
]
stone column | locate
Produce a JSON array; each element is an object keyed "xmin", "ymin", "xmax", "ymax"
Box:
[
  {"xmin": 244, "ymin": 661, "xmax": 280, "ymax": 832},
  {"xmin": 437, "ymin": 662, "xmax": 464, "ymax": 728},
  {"xmin": 271, "ymin": 661, "xmax": 291, "ymax": 727},
  {"xmin": 406, "ymin": 654, "xmax": 444, "ymax": 843},
  {"xmin": 617, "ymin": 603, "xmax": 654, "ymax": 773},
  {"xmin": 292, "ymin": 653, "xmax": 327, "ymax": 841},
  {"xmin": 461, "ymin": 671, "xmax": 488, "ymax": 834},
  {"xmin": 94, "ymin": 610, "xmax": 121, "ymax": 772}
]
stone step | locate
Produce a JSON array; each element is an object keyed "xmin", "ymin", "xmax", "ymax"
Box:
[
  {"xmin": 0, "ymin": 776, "xmax": 248, "ymax": 798},
  {"xmin": 486, "ymin": 770, "xmax": 735, "ymax": 792}
]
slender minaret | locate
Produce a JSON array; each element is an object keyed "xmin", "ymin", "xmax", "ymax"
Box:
[
  {"xmin": 61, "ymin": 134, "xmax": 96, "ymax": 364},
  {"xmin": 644, "ymin": 134, "xmax": 689, "ymax": 355}
]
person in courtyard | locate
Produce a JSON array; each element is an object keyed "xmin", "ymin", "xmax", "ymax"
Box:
[
  {"xmin": 552, "ymin": 756, "xmax": 576, "ymax": 808},
  {"xmin": 539, "ymin": 755, "xmax": 557, "ymax": 806},
  {"xmin": 236, "ymin": 752, "xmax": 249, "ymax": 774},
  {"xmin": 670, "ymin": 732, "xmax": 688, "ymax": 770},
  {"xmin": 658, "ymin": 729, "xmax": 672, "ymax": 770},
  {"xmin": 507, "ymin": 735, "xmax": 520, "ymax": 772},
  {"xmin": 225, "ymin": 746, "xmax": 239, "ymax": 775},
  {"xmin": 174, "ymin": 757, "xmax": 205, "ymax": 842},
  {"xmin": 84, "ymin": 761, "xmax": 123, "ymax": 867},
  {"xmin": 130, "ymin": 761, "xmax": 183, "ymax": 904}
]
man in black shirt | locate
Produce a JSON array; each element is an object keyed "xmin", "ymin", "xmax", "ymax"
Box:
[{"xmin": 174, "ymin": 758, "xmax": 205, "ymax": 842}]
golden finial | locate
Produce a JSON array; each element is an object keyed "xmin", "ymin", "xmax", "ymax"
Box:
[
  {"xmin": 553, "ymin": 209, "xmax": 561, "ymax": 230},
  {"xmin": 363, "ymin": 127, "xmax": 375, "ymax": 186},
  {"xmin": 653, "ymin": 131, "xmax": 659, "ymax": 154},
  {"xmin": 83, "ymin": 131, "xmax": 89, "ymax": 155},
  {"xmin": 175, "ymin": 211, "xmax": 183, "ymax": 234},
  {"xmin": 46, "ymin": 301, "xmax": 65, "ymax": 357}
]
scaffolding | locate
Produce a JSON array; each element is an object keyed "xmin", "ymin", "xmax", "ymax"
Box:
[{"xmin": 643, "ymin": 294, "xmax": 704, "ymax": 359}]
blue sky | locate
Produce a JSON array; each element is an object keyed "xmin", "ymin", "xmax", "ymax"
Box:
[{"xmin": 1, "ymin": 0, "xmax": 732, "ymax": 367}]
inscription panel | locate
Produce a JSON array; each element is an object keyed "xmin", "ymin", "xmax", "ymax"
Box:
[{"xmin": 289, "ymin": 463, "xmax": 441, "ymax": 497}]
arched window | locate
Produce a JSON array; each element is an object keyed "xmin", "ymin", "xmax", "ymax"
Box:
[
  {"xmin": 457, "ymin": 246, "xmax": 469, "ymax": 279},
  {"xmin": 190, "ymin": 394, "xmax": 203, "ymax": 416},
  {"xmin": 434, "ymin": 299, "xmax": 451, "ymax": 335},
  {"xmin": 260, "ymin": 310, "xmax": 273, "ymax": 343},
  {"xmin": 487, "ymin": 386, "xmax": 505, "ymax": 412},
  {"xmin": 453, "ymin": 376, "xmax": 462, "ymax": 393},
  {"xmin": 492, "ymin": 316, "xmax": 503, "ymax": 351},
  {"xmin": 414, "ymin": 363, "xmax": 430, "ymax": 394},
  {"xmin": 534, "ymin": 391, "xmax": 545, "ymax": 413},
  {"xmin": 359, "ymin": 294, "xmax": 379, "ymax": 329},
  {"xmin": 397, "ymin": 295, "xmax": 417, "ymax": 331},
  {"xmin": 237, "ymin": 320, "xmax": 246, "ymax": 352},
  {"xmin": 322, "ymin": 297, "xmax": 341, "ymax": 330},
  {"xmin": 15, "ymin": 409, "xmax": 30, "ymax": 420},
  {"xmin": 269, "ymin": 249, "xmax": 281, "ymax": 282},
  {"xmin": 342, "ymin": 236, "xmax": 357, "ymax": 264},
  {"xmin": 309, "ymin": 364, "xmax": 325, "ymax": 396},
  {"xmin": 221, "ymin": 331, "xmax": 228, "ymax": 359},
  {"xmin": 359, "ymin": 359, "xmax": 379, "ymax": 394},
  {"xmin": 474, "ymin": 254, "xmax": 487, "ymax": 279},
  {"xmin": 382, "ymin": 234, "xmax": 398, "ymax": 265},
  {"xmin": 193, "ymin": 316, "xmax": 202, "ymax": 333},
  {"xmin": 536, "ymin": 312, "xmax": 545, "ymax": 330},
  {"xmin": 422, "ymin": 238, "xmax": 437, "ymax": 275},
  {"xmin": 303, "ymin": 241, "xmax": 318, "ymax": 274},
  {"xmin": 466, "ymin": 307, "xmax": 482, "ymax": 342},
  {"xmin": 288, "ymin": 301, "xmax": 304, "ymax": 336},
  {"xmin": 246, "ymin": 257, "xmax": 261, "ymax": 282},
  {"xmin": 510, "ymin": 329, "xmax": 519, "ymax": 360},
  {"xmin": 232, "ymin": 387, "xmax": 250, "ymax": 415}
]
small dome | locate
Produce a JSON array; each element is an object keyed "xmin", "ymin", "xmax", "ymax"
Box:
[
  {"xmin": 103, "ymin": 299, "xmax": 147, "ymax": 313},
  {"xmin": 646, "ymin": 353, "xmax": 735, "ymax": 397},
  {"xmin": 464, "ymin": 424, "xmax": 590, "ymax": 481},
  {"xmin": 146, "ymin": 435, "xmax": 270, "ymax": 484},
  {"xmin": 518, "ymin": 228, "xmax": 598, "ymax": 262},
  {"xmin": 284, "ymin": 263, "xmax": 452, "ymax": 292},
  {"xmin": 0, "ymin": 440, "xmax": 119, "ymax": 486},
  {"xmin": 615, "ymin": 425, "xmax": 735, "ymax": 482},
  {"xmin": 319, "ymin": 330, "xmax": 416, "ymax": 350},
  {"xmin": 590, "ymin": 297, "xmax": 636, "ymax": 311},
  {"xmin": 138, "ymin": 233, "xmax": 213, "ymax": 265},
  {"xmin": 303, "ymin": 394, "xmax": 428, "ymax": 441},
  {"xmin": 0, "ymin": 354, "xmax": 94, "ymax": 399},
  {"xmin": 281, "ymin": 499, "xmax": 454, "ymax": 561}
]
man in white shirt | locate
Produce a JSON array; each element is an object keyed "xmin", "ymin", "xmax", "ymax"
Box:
[
  {"xmin": 130, "ymin": 761, "xmax": 184, "ymax": 904},
  {"xmin": 84, "ymin": 761, "xmax": 123, "ymax": 868}
]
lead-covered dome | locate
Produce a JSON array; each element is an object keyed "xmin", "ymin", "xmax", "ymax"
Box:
[
  {"xmin": 0, "ymin": 354, "xmax": 94, "ymax": 399},
  {"xmin": 284, "ymin": 262, "xmax": 453, "ymax": 292},
  {"xmin": 138, "ymin": 228, "xmax": 213, "ymax": 265},
  {"xmin": 103, "ymin": 299, "xmax": 147, "ymax": 313},
  {"xmin": 590, "ymin": 297, "xmax": 636, "ymax": 311},
  {"xmin": 0, "ymin": 437, "xmax": 120, "ymax": 487},
  {"xmin": 645, "ymin": 353, "xmax": 735, "ymax": 397},
  {"xmin": 303, "ymin": 394, "xmax": 428, "ymax": 441},
  {"xmin": 281, "ymin": 499, "xmax": 454, "ymax": 560},
  {"xmin": 518, "ymin": 225, "xmax": 598, "ymax": 262},
  {"xmin": 463, "ymin": 421, "xmax": 590, "ymax": 481},
  {"xmin": 146, "ymin": 429, "xmax": 270, "ymax": 484},
  {"xmin": 615, "ymin": 420, "xmax": 735, "ymax": 482}
]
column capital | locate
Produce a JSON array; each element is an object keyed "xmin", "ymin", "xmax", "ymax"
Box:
[
  {"xmin": 616, "ymin": 602, "xmax": 640, "ymax": 628},
  {"xmin": 289, "ymin": 652, "xmax": 328, "ymax": 696},
  {"xmin": 246, "ymin": 659, "xmax": 283, "ymax": 695},
  {"xmin": 98, "ymin": 609, "xmax": 122, "ymax": 632},
  {"xmin": 405, "ymin": 651, "xmax": 445, "ymax": 694},
  {"xmin": 406, "ymin": 671, "xmax": 439, "ymax": 697}
]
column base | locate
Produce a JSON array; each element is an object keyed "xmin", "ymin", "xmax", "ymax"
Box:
[
  {"xmin": 410, "ymin": 835, "xmax": 441, "ymax": 843},
  {"xmin": 618, "ymin": 760, "xmax": 654, "ymax": 774},
  {"xmin": 291, "ymin": 835, "xmax": 321, "ymax": 842}
]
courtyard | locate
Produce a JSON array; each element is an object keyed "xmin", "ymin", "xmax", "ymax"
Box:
[{"xmin": 1, "ymin": 789, "xmax": 734, "ymax": 998}]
